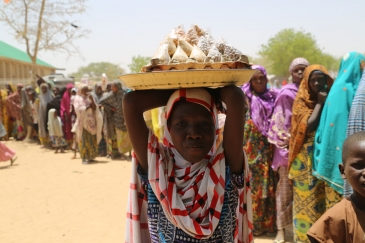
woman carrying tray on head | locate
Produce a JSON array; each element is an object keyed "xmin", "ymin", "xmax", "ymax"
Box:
[
  {"xmin": 123, "ymin": 85, "xmax": 253, "ymax": 242},
  {"xmin": 241, "ymin": 65, "xmax": 278, "ymax": 237}
]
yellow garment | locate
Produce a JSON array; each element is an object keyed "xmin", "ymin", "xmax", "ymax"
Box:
[
  {"xmin": 151, "ymin": 108, "xmax": 163, "ymax": 141},
  {"xmin": 289, "ymin": 135, "xmax": 342, "ymax": 243}
]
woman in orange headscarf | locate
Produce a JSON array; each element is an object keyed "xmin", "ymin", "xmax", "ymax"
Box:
[{"xmin": 288, "ymin": 65, "xmax": 341, "ymax": 243}]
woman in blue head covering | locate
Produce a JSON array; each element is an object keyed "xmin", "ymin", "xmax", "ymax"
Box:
[{"xmin": 313, "ymin": 52, "xmax": 365, "ymax": 195}]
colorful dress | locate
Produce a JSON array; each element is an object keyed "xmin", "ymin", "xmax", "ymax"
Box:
[
  {"xmin": 241, "ymin": 65, "xmax": 278, "ymax": 235},
  {"xmin": 73, "ymin": 84, "xmax": 103, "ymax": 161},
  {"xmin": 288, "ymin": 64, "xmax": 340, "ymax": 243},
  {"xmin": 243, "ymin": 106, "xmax": 276, "ymax": 235},
  {"xmin": 313, "ymin": 52, "xmax": 365, "ymax": 194}
]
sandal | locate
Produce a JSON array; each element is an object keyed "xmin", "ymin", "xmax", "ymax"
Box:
[{"xmin": 273, "ymin": 240, "xmax": 285, "ymax": 243}]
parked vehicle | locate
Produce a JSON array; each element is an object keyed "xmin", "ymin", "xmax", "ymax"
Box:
[{"xmin": 42, "ymin": 74, "xmax": 74, "ymax": 88}]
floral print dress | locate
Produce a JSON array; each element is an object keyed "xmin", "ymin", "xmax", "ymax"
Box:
[{"xmin": 243, "ymin": 100, "xmax": 277, "ymax": 235}]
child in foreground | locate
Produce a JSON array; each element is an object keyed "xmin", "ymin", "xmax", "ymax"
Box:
[
  {"xmin": 123, "ymin": 86, "xmax": 253, "ymax": 242},
  {"xmin": 306, "ymin": 131, "xmax": 365, "ymax": 243}
]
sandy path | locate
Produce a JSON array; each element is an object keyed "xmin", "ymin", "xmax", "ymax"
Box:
[{"xmin": 0, "ymin": 140, "xmax": 291, "ymax": 243}]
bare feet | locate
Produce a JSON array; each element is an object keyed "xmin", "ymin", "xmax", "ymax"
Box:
[{"xmin": 54, "ymin": 150, "xmax": 59, "ymax": 154}]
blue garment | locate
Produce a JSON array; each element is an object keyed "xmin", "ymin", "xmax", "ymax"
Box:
[
  {"xmin": 138, "ymin": 166, "xmax": 241, "ymax": 243},
  {"xmin": 343, "ymin": 70, "xmax": 365, "ymax": 196},
  {"xmin": 313, "ymin": 52, "xmax": 365, "ymax": 194}
]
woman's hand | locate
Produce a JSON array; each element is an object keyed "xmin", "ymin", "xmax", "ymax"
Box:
[
  {"xmin": 110, "ymin": 107, "xmax": 117, "ymax": 112},
  {"xmin": 317, "ymin": 91, "xmax": 327, "ymax": 105}
]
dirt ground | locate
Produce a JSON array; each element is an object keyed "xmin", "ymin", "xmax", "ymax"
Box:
[{"xmin": 0, "ymin": 139, "xmax": 293, "ymax": 243}]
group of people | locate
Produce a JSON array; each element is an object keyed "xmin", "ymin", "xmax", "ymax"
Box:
[
  {"xmin": 0, "ymin": 77, "xmax": 134, "ymax": 165},
  {"xmin": 240, "ymin": 52, "xmax": 365, "ymax": 243},
  {"xmin": 1, "ymin": 52, "xmax": 365, "ymax": 243},
  {"xmin": 124, "ymin": 52, "xmax": 365, "ymax": 243}
]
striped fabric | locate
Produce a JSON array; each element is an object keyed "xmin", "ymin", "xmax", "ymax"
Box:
[{"xmin": 125, "ymin": 88, "xmax": 253, "ymax": 242}]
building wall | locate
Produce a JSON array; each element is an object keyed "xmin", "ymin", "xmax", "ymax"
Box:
[{"xmin": 0, "ymin": 57, "xmax": 55, "ymax": 86}]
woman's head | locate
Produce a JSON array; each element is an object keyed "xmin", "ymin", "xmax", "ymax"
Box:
[
  {"xmin": 308, "ymin": 70, "xmax": 327, "ymax": 94},
  {"xmin": 66, "ymin": 83, "xmax": 74, "ymax": 95},
  {"xmin": 106, "ymin": 84, "xmax": 111, "ymax": 92},
  {"xmin": 111, "ymin": 81, "xmax": 121, "ymax": 93},
  {"xmin": 289, "ymin": 57, "xmax": 310, "ymax": 85},
  {"xmin": 71, "ymin": 88, "xmax": 77, "ymax": 96},
  {"xmin": 250, "ymin": 65, "xmax": 268, "ymax": 94},
  {"xmin": 95, "ymin": 84, "xmax": 103, "ymax": 95},
  {"xmin": 81, "ymin": 85, "xmax": 89, "ymax": 96},
  {"xmin": 165, "ymin": 89, "xmax": 217, "ymax": 163},
  {"xmin": 40, "ymin": 83, "xmax": 48, "ymax": 94},
  {"xmin": 53, "ymin": 87, "xmax": 60, "ymax": 96},
  {"xmin": 16, "ymin": 83, "xmax": 23, "ymax": 93}
]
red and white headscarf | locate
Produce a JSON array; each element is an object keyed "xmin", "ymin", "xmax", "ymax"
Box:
[{"xmin": 125, "ymin": 88, "xmax": 253, "ymax": 243}]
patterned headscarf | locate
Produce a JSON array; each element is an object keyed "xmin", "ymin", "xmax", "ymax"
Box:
[
  {"xmin": 241, "ymin": 65, "xmax": 278, "ymax": 136},
  {"xmin": 288, "ymin": 65, "xmax": 334, "ymax": 165},
  {"xmin": 289, "ymin": 57, "xmax": 310, "ymax": 73},
  {"xmin": 126, "ymin": 88, "xmax": 253, "ymax": 242}
]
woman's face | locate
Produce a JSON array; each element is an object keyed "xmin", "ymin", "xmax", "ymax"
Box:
[
  {"xmin": 250, "ymin": 70, "xmax": 267, "ymax": 94},
  {"xmin": 71, "ymin": 91, "xmax": 76, "ymax": 96},
  {"xmin": 96, "ymin": 86, "xmax": 103, "ymax": 95},
  {"xmin": 308, "ymin": 72, "xmax": 327, "ymax": 94},
  {"xmin": 168, "ymin": 101, "xmax": 215, "ymax": 163},
  {"xmin": 41, "ymin": 86, "xmax": 48, "ymax": 94},
  {"xmin": 106, "ymin": 85, "xmax": 111, "ymax": 92},
  {"xmin": 81, "ymin": 86, "xmax": 88, "ymax": 96},
  {"xmin": 291, "ymin": 65, "xmax": 307, "ymax": 84},
  {"xmin": 53, "ymin": 87, "xmax": 60, "ymax": 96},
  {"xmin": 111, "ymin": 84, "xmax": 118, "ymax": 93},
  {"xmin": 17, "ymin": 86, "xmax": 22, "ymax": 93}
]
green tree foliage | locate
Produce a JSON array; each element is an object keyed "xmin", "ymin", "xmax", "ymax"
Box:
[
  {"xmin": 259, "ymin": 29, "xmax": 339, "ymax": 77},
  {"xmin": 71, "ymin": 62, "xmax": 125, "ymax": 80},
  {"xmin": 128, "ymin": 55, "xmax": 151, "ymax": 73}
]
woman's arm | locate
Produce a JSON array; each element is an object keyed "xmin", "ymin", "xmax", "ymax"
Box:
[
  {"xmin": 307, "ymin": 91, "xmax": 327, "ymax": 133},
  {"xmin": 123, "ymin": 90, "xmax": 174, "ymax": 173},
  {"xmin": 220, "ymin": 86, "xmax": 246, "ymax": 174}
]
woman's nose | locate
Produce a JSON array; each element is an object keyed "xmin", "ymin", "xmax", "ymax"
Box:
[{"xmin": 186, "ymin": 125, "xmax": 202, "ymax": 139}]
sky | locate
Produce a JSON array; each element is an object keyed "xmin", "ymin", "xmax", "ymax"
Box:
[{"xmin": 1, "ymin": 0, "xmax": 365, "ymax": 77}]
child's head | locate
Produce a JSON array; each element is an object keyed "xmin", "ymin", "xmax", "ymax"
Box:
[
  {"xmin": 340, "ymin": 131, "xmax": 365, "ymax": 199},
  {"xmin": 165, "ymin": 89, "xmax": 217, "ymax": 163}
]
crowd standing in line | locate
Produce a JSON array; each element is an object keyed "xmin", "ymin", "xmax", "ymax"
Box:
[{"xmin": 1, "ymin": 54, "xmax": 365, "ymax": 243}]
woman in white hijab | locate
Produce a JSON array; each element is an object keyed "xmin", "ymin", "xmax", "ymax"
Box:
[{"xmin": 73, "ymin": 84, "xmax": 103, "ymax": 164}]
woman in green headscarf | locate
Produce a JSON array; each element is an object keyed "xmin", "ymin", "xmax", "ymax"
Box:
[{"xmin": 313, "ymin": 52, "xmax": 365, "ymax": 195}]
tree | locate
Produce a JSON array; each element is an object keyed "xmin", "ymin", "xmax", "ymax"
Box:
[
  {"xmin": 71, "ymin": 62, "xmax": 125, "ymax": 81},
  {"xmin": 258, "ymin": 29, "xmax": 339, "ymax": 77},
  {"xmin": 0, "ymin": 0, "xmax": 90, "ymax": 83},
  {"xmin": 128, "ymin": 55, "xmax": 151, "ymax": 73}
]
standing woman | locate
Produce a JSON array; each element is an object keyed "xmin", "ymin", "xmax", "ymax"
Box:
[
  {"xmin": 98, "ymin": 81, "xmax": 132, "ymax": 160},
  {"xmin": 91, "ymin": 83, "xmax": 107, "ymax": 156},
  {"xmin": 267, "ymin": 57, "xmax": 309, "ymax": 243},
  {"xmin": 241, "ymin": 65, "xmax": 278, "ymax": 236},
  {"xmin": 288, "ymin": 65, "xmax": 338, "ymax": 243},
  {"xmin": 6, "ymin": 84, "xmax": 26, "ymax": 140},
  {"xmin": 73, "ymin": 84, "xmax": 103, "ymax": 164},
  {"xmin": 344, "ymin": 59, "xmax": 365, "ymax": 197},
  {"xmin": 313, "ymin": 52, "xmax": 365, "ymax": 195},
  {"xmin": 38, "ymin": 83, "xmax": 53, "ymax": 147},
  {"xmin": 60, "ymin": 84, "xmax": 74, "ymax": 148}
]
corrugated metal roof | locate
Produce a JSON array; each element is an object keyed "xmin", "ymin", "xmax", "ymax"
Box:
[{"xmin": 0, "ymin": 40, "xmax": 54, "ymax": 68}]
